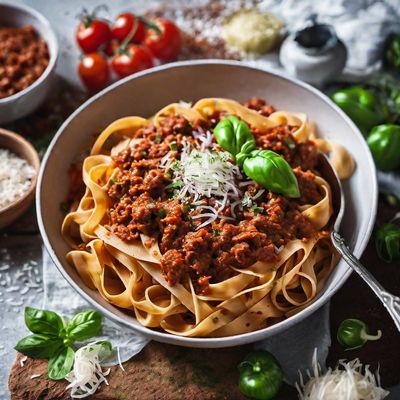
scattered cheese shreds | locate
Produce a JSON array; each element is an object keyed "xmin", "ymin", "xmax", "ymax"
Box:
[
  {"xmin": 0, "ymin": 149, "xmax": 36, "ymax": 210},
  {"xmin": 20, "ymin": 355, "xmax": 28, "ymax": 367},
  {"xmin": 30, "ymin": 374, "xmax": 41, "ymax": 379},
  {"xmin": 297, "ymin": 350, "xmax": 389, "ymax": 400},
  {"xmin": 65, "ymin": 342, "xmax": 111, "ymax": 399}
]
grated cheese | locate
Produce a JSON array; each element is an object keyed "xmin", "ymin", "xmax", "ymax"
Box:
[
  {"xmin": 0, "ymin": 149, "xmax": 36, "ymax": 210},
  {"xmin": 161, "ymin": 137, "xmax": 243, "ymax": 229},
  {"xmin": 65, "ymin": 341, "xmax": 111, "ymax": 399},
  {"xmin": 20, "ymin": 355, "xmax": 28, "ymax": 367},
  {"xmin": 297, "ymin": 351, "xmax": 389, "ymax": 400}
]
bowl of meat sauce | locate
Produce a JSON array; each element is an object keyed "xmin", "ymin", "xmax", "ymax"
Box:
[{"xmin": 0, "ymin": 2, "xmax": 58, "ymax": 123}]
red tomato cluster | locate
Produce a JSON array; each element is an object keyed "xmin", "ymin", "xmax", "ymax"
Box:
[{"xmin": 76, "ymin": 11, "xmax": 181, "ymax": 91}]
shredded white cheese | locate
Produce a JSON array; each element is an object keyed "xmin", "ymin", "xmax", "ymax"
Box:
[
  {"xmin": 0, "ymin": 149, "xmax": 35, "ymax": 210},
  {"xmin": 297, "ymin": 351, "xmax": 389, "ymax": 400},
  {"xmin": 161, "ymin": 136, "xmax": 243, "ymax": 229},
  {"xmin": 65, "ymin": 342, "xmax": 111, "ymax": 399},
  {"xmin": 20, "ymin": 355, "xmax": 28, "ymax": 367}
]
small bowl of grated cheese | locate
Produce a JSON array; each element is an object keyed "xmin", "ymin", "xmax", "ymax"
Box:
[{"xmin": 0, "ymin": 128, "xmax": 40, "ymax": 229}]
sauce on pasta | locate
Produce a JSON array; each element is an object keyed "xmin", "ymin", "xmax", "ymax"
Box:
[{"xmin": 62, "ymin": 97, "xmax": 355, "ymax": 337}]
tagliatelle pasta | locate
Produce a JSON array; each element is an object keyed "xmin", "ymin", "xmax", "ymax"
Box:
[{"xmin": 62, "ymin": 98, "xmax": 354, "ymax": 337}]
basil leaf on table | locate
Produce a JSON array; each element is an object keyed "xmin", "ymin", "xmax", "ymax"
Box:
[
  {"xmin": 24, "ymin": 307, "xmax": 64, "ymax": 336},
  {"xmin": 66, "ymin": 310, "xmax": 102, "ymax": 341},
  {"xmin": 15, "ymin": 334, "xmax": 64, "ymax": 358},
  {"xmin": 243, "ymin": 150, "xmax": 300, "ymax": 198},
  {"xmin": 48, "ymin": 346, "xmax": 75, "ymax": 380},
  {"xmin": 213, "ymin": 115, "xmax": 256, "ymax": 157}
]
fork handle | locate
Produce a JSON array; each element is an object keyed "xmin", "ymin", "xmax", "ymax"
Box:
[{"xmin": 331, "ymin": 231, "xmax": 400, "ymax": 332}]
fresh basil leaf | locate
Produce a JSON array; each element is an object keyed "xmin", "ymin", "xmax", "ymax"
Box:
[
  {"xmin": 24, "ymin": 307, "xmax": 64, "ymax": 336},
  {"xmin": 66, "ymin": 310, "xmax": 102, "ymax": 341},
  {"xmin": 48, "ymin": 346, "xmax": 75, "ymax": 380},
  {"xmin": 15, "ymin": 334, "xmax": 64, "ymax": 359}
]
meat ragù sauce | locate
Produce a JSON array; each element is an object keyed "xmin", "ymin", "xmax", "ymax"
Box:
[
  {"xmin": 106, "ymin": 99, "xmax": 326, "ymax": 294},
  {"xmin": 0, "ymin": 25, "xmax": 49, "ymax": 99}
]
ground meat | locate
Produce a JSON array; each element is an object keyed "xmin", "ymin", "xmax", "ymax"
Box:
[
  {"xmin": 242, "ymin": 97, "xmax": 276, "ymax": 117},
  {"xmin": 104, "ymin": 103, "xmax": 324, "ymax": 294},
  {"xmin": 0, "ymin": 25, "xmax": 49, "ymax": 99},
  {"xmin": 254, "ymin": 125, "xmax": 319, "ymax": 171}
]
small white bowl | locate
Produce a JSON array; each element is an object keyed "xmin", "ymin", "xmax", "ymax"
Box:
[{"xmin": 0, "ymin": 2, "xmax": 58, "ymax": 124}]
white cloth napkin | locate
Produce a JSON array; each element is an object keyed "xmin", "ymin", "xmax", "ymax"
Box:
[
  {"xmin": 257, "ymin": 0, "xmax": 400, "ymax": 77},
  {"xmin": 41, "ymin": 249, "xmax": 150, "ymax": 365}
]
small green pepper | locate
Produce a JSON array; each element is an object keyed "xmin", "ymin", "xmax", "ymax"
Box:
[
  {"xmin": 331, "ymin": 87, "xmax": 386, "ymax": 135},
  {"xmin": 243, "ymin": 150, "xmax": 300, "ymax": 198},
  {"xmin": 386, "ymin": 34, "xmax": 400, "ymax": 71},
  {"xmin": 367, "ymin": 124, "xmax": 400, "ymax": 171},
  {"xmin": 238, "ymin": 350, "xmax": 283, "ymax": 400},
  {"xmin": 376, "ymin": 223, "xmax": 400, "ymax": 263},
  {"xmin": 213, "ymin": 115, "xmax": 255, "ymax": 158},
  {"xmin": 337, "ymin": 318, "xmax": 382, "ymax": 350}
]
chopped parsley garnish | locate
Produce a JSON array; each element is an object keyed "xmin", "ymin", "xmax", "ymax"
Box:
[
  {"xmin": 110, "ymin": 178, "xmax": 116, "ymax": 185},
  {"xmin": 212, "ymin": 229, "xmax": 220, "ymax": 237},
  {"xmin": 171, "ymin": 180, "xmax": 183, "ymax": 189},
  {"xmin": 242, "ymin": 193, "xmax": 252, "ymax": 208},
  {"xmin": 158, "ymin": 208, "xmax": 167, "ymax": 218},
  {"xmin": 170, "ymin": 142, "xmax": 177, "ymax": 151},
  {"xmin": 284, "ymin": 136, "xmax": 296, "ymax": 150},
  {"xmin": 251, "ymin": 206, "xmax": 264, "ymax": 214},
  {"xmin": 154, "ymin": 134, "xmax": 162, "ymax": 144},
  {"xmin": 147, "ymin": 201, "xmax": 156, "ymax": 207},
  {"xmin": 182, "ymin": 205, "xmax": 191, "ymax": 213}
]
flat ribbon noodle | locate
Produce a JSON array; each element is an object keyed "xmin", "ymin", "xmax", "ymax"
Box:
[{"xmin": 62, "ymin": 98, "xmax": 353, "ymax": 337}]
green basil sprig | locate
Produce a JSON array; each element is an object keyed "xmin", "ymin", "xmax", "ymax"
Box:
[
  {"xmin": 243, "ymin": 150, "xmax": 300, "ymax": 198},
  {"xmin": 375, "ymin": 223, "xmax": 400, "ymax": 263},
  {"xmin": 213, "ymin": 115, "xmax": 256, "ymax": 158},
  {"xmin": 213, "ymin": 116, "xmax": 300, "ymax": 198},
  {"xmin": 65, "ymin": 310, "xmax": 102, "ymax": 342},
  {"xmin": 15, "ymin": 307, "xmax": 104, "ymax": 380}
]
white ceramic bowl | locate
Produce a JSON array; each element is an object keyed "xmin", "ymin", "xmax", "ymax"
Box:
[
  {"xmin": 37, "ymin": 61, "xmax": 377, "ymax": 348},
  {"xmin": 0, "ymin": 2, "xmax": 58, "ymax": 124}
]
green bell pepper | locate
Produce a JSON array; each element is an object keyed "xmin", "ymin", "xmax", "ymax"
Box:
[
  {"xmin": 366, "ymin": 124, "xmax": 400, "ymax": 171},
  {"xmin": 386, "ymin": 34, "xmax": 400, "ymax": 71},
  {"xmin": 243, "ymin": 149, "xmax": 300, "ymax": 198},
  {"xmin": 238, "ymin": 350, "xmax": 283, "ymax": 400},
  {"xmin": 376, "ymin": 223, "xmax": 400, "ymax": 263},
  {"xmin": 213, "ymin": 115, "xmax": 255, "ymax": 158},
  {"xmin": 331, "ymin": 87, "xmax": 386, "ymax": 135},
  {"xmin": 337, "ymin": 318, "xmax": 382, "ymax": 350}
]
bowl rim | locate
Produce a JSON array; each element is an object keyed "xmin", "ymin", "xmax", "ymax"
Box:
[
  {"xmin": 37, "ymin": 60, "xmax": 378, "ymax": 347},
  {"xmin": 0, "ymin": 128, "xmax": 40, "ymax": 215},
  {"xmin": 0, "ymin": 1, "xmax": 58, "ymax": 104}
]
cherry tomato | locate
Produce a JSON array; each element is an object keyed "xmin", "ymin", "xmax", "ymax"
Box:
[
  {"xmin": 111, "ymin": 45, "xmax": 154, "ymax": 78},
  {"xmin": 144, "ymin": 18, "xmax": 181, "ymax": 61},
  {"xmin": 104, "ymin": 40, "xmax": 120, "ymax": 57},
  {"xmin": 112, "ymin": 13, "xmax": 146, "ymax": 44},
  {"xmin": 76, "ymin": 18, "xmax": 112, "ymax": 53},
  {"xmin": 78, "ymin": 53, "xmax": 110, "ymax": 90}
]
